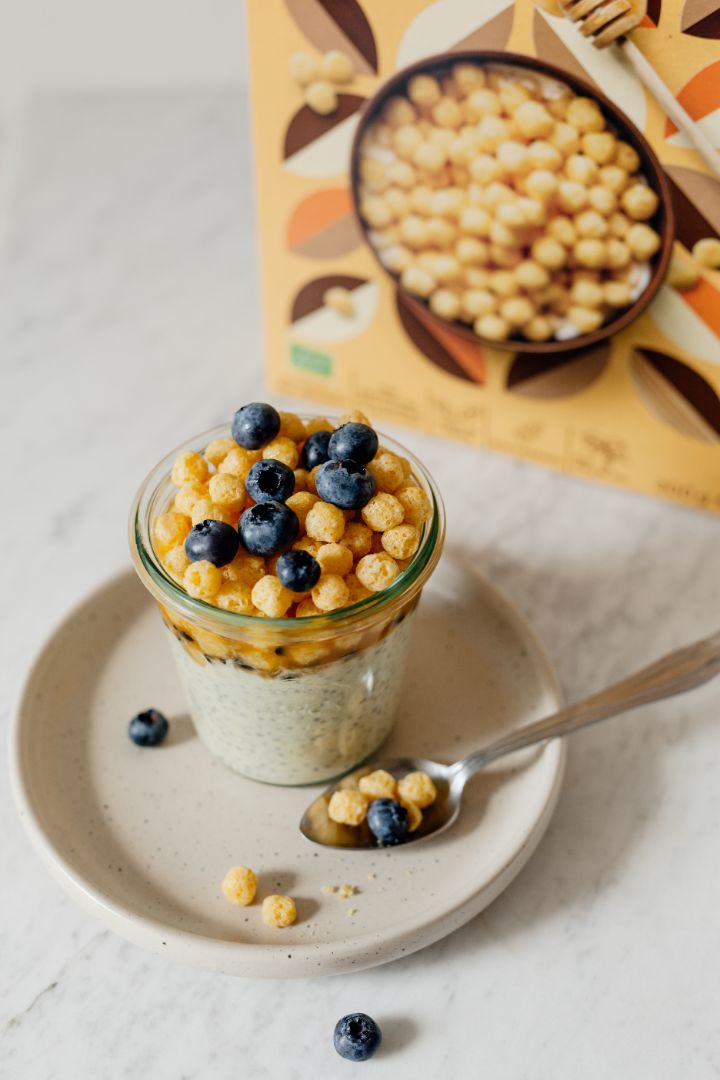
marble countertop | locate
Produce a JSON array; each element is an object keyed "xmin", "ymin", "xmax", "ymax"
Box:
[{"xmin": 2, "ymin": 90, "xmax": 720, "ymax": 1080}]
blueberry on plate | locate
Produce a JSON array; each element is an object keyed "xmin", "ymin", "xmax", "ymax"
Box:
[
  {"xmin": 239, "ymin": 501, "xmax": 299, "ymax": 557},
  {"xmin": 367, "ymin": 798, "xmax": 409, "ymax": 846},
  {"xmin": 128, "ymin": 708, "xmax": 169, "ymax": 747},
  {"xmin": 333, "ymin": 1013, "xmax": 382, "ymax": 1062},
  {"xmin": 276, "ymin": 549, "xmax": 321, "ymax": 593},
  {"xmin": 231, "ymin": 402, "xmax": 280, "ymax": 450},
  {"xmin": 184, "ymin": 519, "xmax": 240, "ymax": 567},
  {"xmin": 246, "ymin": 459, "xmax": 295, "ymax": 504},
  {"xmin": 301, "ymin": 429, "xmax": 332, "ymax": 471},
  {"xmin": 329, "ymin": 422, "xmax": 378, "ymax": 466},
  {"xmin": 315, "ymin": 459, "xmax": 376, "ymax": 510}
]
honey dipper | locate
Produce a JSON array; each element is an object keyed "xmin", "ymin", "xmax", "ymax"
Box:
[{"xmin": 555, "ymin": 0, "xmax": 720, "ymax": 178}]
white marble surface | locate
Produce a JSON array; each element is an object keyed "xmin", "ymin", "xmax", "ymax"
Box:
[{"xmin": 2, "ymin": 90, "xmax": 720, "ymax": 1079}]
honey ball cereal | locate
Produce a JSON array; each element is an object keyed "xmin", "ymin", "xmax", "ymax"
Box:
[
  {"xmin": 361, "ymin": 493, "xmax": 405, "ymax": 531},
  {"xmin": 216, "ymin": 581, "xmax": 254, "ymax": 614},
  {"xmin": 356, "ymin": 553, "xmax": 400, "ymax": 593},
  {"xmin": 329, "ymin": 789, "xmax": 370, "ymax": 825},
  {"xmin": 319, "ymin": 49, "xmax": 354, "ymax": 85},
  {"xmin": 306, "ymin": 500, "xmax": 346, "ymax": 543},
  {"xmin": 305, "ymin": 80, "xmax": 338, "ymax": 116},
  {"xmin": 381, "ymin": 524, "xmax": 420, "ymax": 561},
  {"xmin": 312, "ymin": 574, "xmax": 350, "ymax": 612},
  {"xmin": 184, "ymin": 560, "xmax": 222, "ymax": 601},
  {"xmin": 358, "ymin": 769, "xmax": 398, "ymax": 800},
  {"xmin": 172, "ymin": 450, "xmax": 209, "ymax": 487},
  {"xmin": 692, "ymin": 238, "xmax": 720, "ymax": 269},
  {"xmin": 222, "ymin": 865, "xmax": 257, "ymax": 906},
  {"xmin": 262, "ymin": 894, "xmax": 297, "ymax": 928},
  {"xmin": 289, "ymin": 51, "xmax": 319, "ymax": 87},
  {"xmin": 251, "ymin": 576, "xmax": 293, "ymax": 617},
  {"xmin": 667, "ymin": 258, "xmax": 700, "ymax": 290},
  {"xmin": 316, "ymin": 543, "xmax": 354, "ymax": 577}
]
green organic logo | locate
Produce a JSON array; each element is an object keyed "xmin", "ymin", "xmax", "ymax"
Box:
[{"xmin": 289, "ymin": 343, "xmax": 333, "ymax": 377}]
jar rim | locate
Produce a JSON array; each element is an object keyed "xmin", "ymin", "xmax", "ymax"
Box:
[{"xmin": 129, "ymin": 418, "xmax": 445, "ymax": 635}]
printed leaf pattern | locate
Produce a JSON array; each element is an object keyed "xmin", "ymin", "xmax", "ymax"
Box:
[
  {"xmin": 631, "ymin": 347, "xmax": 720, "ymax": 440},
  {"xmin": 506, "ymin": 343, "xmax": 610, "ymax": 398}
]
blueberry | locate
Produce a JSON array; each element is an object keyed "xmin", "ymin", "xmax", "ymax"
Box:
[
  {"xmin": 276, "ymin": 550, "xmax": 321, "ymax": 592},
  {"xmin": 231, "ymin": 402, "xmax": 280, "ymax": 450},
  {"xmin": 301, "ymin": 430, "xmax": 332, "ymax": 471},
  {"xmin": 246, "ymin": 459, "xmax": 295, "ymax": 504},
  {"xmin": 329, "ymin": 422, "xmax": 378, "ymax": 465},
  {"xmin": 367, "ymin": 798, "xmax": 409, "ymax": 846},
  {"xmin": 315, "ymin": 459, "xmax": 376, "ymax": 510},
  {"xmin": 184, "ymin": 519, "xmax": 239, "ymax": 567},
  {"xmin": 239, "ymin": 501, "xmax": 298, "ymax": 556},
  {"xmin": 128, "ymin": 708, "xmax": 169, "ymax": 747},
  {"xmin": 333, "ymin": 1014, "xmax": 382, "ymax": 1062}
]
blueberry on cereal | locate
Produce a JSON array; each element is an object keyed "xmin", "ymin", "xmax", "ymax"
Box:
[
  {"xmin": 128, "ymin": 708, "xmax": 169, "ymax": 747},
  {"xmin": 231, "ymin": 402, "xmax": 281, "ymax": 450},
  {"xmin": 367, "ymin": 798, "xmax": 409, "ymax": 846},
  {"xmin": 301, "ymin": 429, "xmax": 332, "ymax": 471},
  {"xmin": 315, "ymin": 459, "xmax": 376, "ymax": 510},
  {"xmin": 239, "ymin": 501, "xmax": 299, "ymax": 556},
  {"xmin": 333, "ymin": 1014, "xmax": 382, "ymax": 1062},
  {"xmin": 184, "ymin": 519, "xmax": 240, "ymax": 567},
  {"xmin": 276, "ymin": 550, "xmax": 321, "ymax": 593},
  {"xmin": 246, "ymin": 459, "xmax": 295, "ymax": 504},
  {"xmin": 328, "ymin": 422, "xmax": 379, "ymax": 466}
]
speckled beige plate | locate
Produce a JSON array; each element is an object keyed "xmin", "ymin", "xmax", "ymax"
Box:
[{"xmin": 10, "ymin": 556, "xmax": 565, "ymax": 978}]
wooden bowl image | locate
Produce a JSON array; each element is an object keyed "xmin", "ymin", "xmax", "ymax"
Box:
[{"xmin": 350, "ymin": 50, "xmax": 674, "ymax": 355}]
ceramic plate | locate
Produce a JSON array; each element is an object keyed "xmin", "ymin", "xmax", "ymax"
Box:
[{"xmin": 10, "ymin": 556, "xmax": 565, "ymax": 977}]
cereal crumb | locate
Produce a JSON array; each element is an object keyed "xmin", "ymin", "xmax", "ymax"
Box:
[
  {"xmin": 338, "ymin": 883, "xmax": 358, "ymax": 900},
  {"xmin": 321, "ymin": 884, "xmax": 338, "ymax": 895}
]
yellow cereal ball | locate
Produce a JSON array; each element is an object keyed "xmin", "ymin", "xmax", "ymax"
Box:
[
  {"xmin": 452, "ymin": 62, "xmax": 485, "ymax": 94},
  {"xmin": 356, "ymin": 552, "xmax": 400, "ymax": 593},
  {"xmin": 222, "ymin": 552, "xmax": 265, "ymax": 586},
  {"xmin": 153, "ymin": 511, "xmax": 191, "ymax": 554},
  {"xmin": 289, "ymin": 50, "xmax": 318, "ymax": 87},
  {"xmin": 481, "ymin": 181, "xmax": 515, "ymax": 209},
  {"xmin": 608, "ymin": 211, "xmax": 631, "ymax": 238},
  {"xmin": 499, "ymin": 81, "xmax": 532, "ymax": 114},
  {"xmin": 381, "ymin": 244, "xmax": 413, "ymax": 275},
  {"xmin": 319, "ymin": 49, "xmax": 354, "ymax": 85},
  {"xmin": 525, "ymin": 169, "xmax": 559, "ymax": 201},
  {"xmin": 398, "ymin": 214, "xmax": 428, "ymax": 249},
  {"xmin": 293, "ymin": 537, "xmax": 321, "ymax": 561},
  {"xmin": 487, "ymin": 269, "xmax": 518, "ymax": 297},
  {"xmin": 262, "ymin": 894, "xmax": 297, "ymax": 928},
  {"xmin": 426, "ymin": 217, "xmax": 458, "ymax": 247},
  {"xmin": 463, "ymin": 87, "xmax": 501, "ymax": 121},
  {"xmin": 431, "ymin": 96, "xmax": 463, "ymax": 129},
  {"xmin": 516, "ymin": 196, "xmax": 547, "ymax": 226},
  {"xmin": 667, "ymin": 258, "xmax": 700, "ymax": 290},
  {"xmin": 400, "ymin": 265, "xmax": 436, "ymax": 299},
  {"xmin": 398, "ymin": 770, "xmax": 437, "ymax": 809},
  {"xmin": 328, "ymin": 789, "xmax": 368, "ymax": 826},
  {"xmin": 219, "ymin": 446, "xmax": 259, "ymax": 480},
  {"xmin": 296, "ymin": 598, "xmax": 322, "ymax": 617},
  {"xmin": 383, "ymin": 95, "xmax": 417, "ymax": 128},
  {"xmin": 426, "ymin": 253, "xmax": 462, "ymax": 283},
  {"xmin": 312, "ymin": 574, "xmax": 350, "ymax": 612},
  {"xmin": 208, "ymin": 472, "xmax": 246, "ymax": 512},
  {"xmin": 547, "ymin": 216, "xmax": 576, "ymax": 248},
  {"xmin": 190, "ymin": 498, "xmax": 230, "ymax": 527},
  {"xmin": 340, "ymin": 409, "xmax": 371, "ymax": 426},
  {"xmin": 305, "ymin": 80, "xmax": 338, "ymax": 116},
  {"xmin": 400, "ymin": 799, "xmax": 423, "ymax": 832},
  {"xmin": 222, "ymin": 865, "xmax": 257, "ymax": 906},
  {"xmin": 359, "ymin": 769, "xmax": 398, "ymax": 800},
  {"xmin": 458, "ymin": 206, "xmax": 491, "ymax": 237},
  {"xmin": 448, "ymin": 133, "xmax": 479, "ymax": 165},
  {"xmin": 599, "ymin": 165, "xmax": 629, "ymax": 195},
  {"xmin": 387, "ymin": 162, "xmax": 416, "ymax": 193},
  {"xmin": 464, "ymin": 266, "xmax": 491, "ymax": 288},
  {"xmin": 316, "ymin": 542, "xmax": 353, "ymax": 577},
  {"xmin": 469, "ymin": 153, "xmax": 504, "ymax": 185},
  {"xmin": 604, "ymin": 280, "xmax": 633, "ymax": 307},
  {"xmin": 306, "ymin": 416, "xmax": 333, "ymax": 435},
  {"xmin": 565, "ymin": 153, "xmax": 599, "ymax": 186},
  {"xmin": 499, "ymin": 296, "xmax": 535, "ymax": 327},
  {"xmin": 478, "ymin": 314, "xmax": 511, "ymax": 345},
  {"xmin": 566, "ymin": 97, "xmax": 605, "ymax": 133},
  {"xmin": 615, "ymin": 141, "xmax": 641, "ymax": 172},
  {"xmin": 341, "ymin": 521, "xmax": 373, "ymax": 559},
  {"xmin": 626, "ymin": 223, "xmax": 660, "ymax": 259},
  {"xmin": 163, "ymin": 544, "xmax": 190, "ymax": 582},
  {"xmin": 361, "ymin": 492, "xmax": 404, "ymax": 532},
  {"xmin": 557, "ymin": 180, "xmax": 589, "ymax": 214},
  {"xmin": 523, "ymin": 315, "xmax": 554, "ymax": 341},
  {"xmin": 606, "ymin": 238, "xmax": 631, "ymax": 270},
  {"xmin": 171, "ymin": 450, "xmax": 209, "ymax": 487},
  {"xmin": 575, "ymin": 210, "xmax": 608, "ymax": 239},
  {"xmin": 514, "ymin": 100, "xmax": 554, "ymax": 138},
  {"xmin": 692, "ymin": 237, "xmax": 720, "ymax": 269},
  {"xmin": 413, "ymin": 142, "xmax": 447, "ymax": 175},
  {"xmin": 621, "ymin": 184, "xmax": 659, "ymax": 222},
  {"xmin": 366, "ymin": 450, "xmax": 405, "ymax": 494},
  {"xmin": 173, "ymin": 480, "xmax": 205, "ymax": 514},
  {"xmin": 381, "ymin": 523, "xmax": 420, "ymax": 560},
  {"xmin": 359, "ymin": 154, "xmax": 389, "ymax": 193},
  {"xmin": 183, "ymin": 560, "xmax": 222, "ymax": 601},
  {"xmin": 497, "ymin": 140, "xmax": 531, "ymax": 175},
  {"xmin": 588, "ymin": 184, "xmax": 617, "ymax": 216},
  {"xmin": 261, "ymin": 436, "xmax": 299, "ymax": 470},
  {"xmin": 570, "ymin": 278, "xmax": 605, "ymax": 307},
  {"xmin": 251, "ymin": 575, "xmax": 293, "ymax": 617},
  {"xmin": 551, "ymin": 121, "xmax": 580, "ymax": 155},
  {"xmin": 527, "ymin": 139, "xmax": 563, "ymax": 172},
  {"xmin": 431, "ymin": 187, "xmax": 466, "ymax": 220},
  {"xmin": 581, "ymin": 131, "xmax": 617, "ymax": 165},
  {"xmin": 455, "ymin": 236, "xmax": 488, "ymax": 266},
  {"xmin": 532, "ymin": 236, "xmax": 567, "ymax": 269},
  {"xmin": 361, "ymin": 195, "xmax": 393, "ymax": 230},
  {"xmin": 216, "ymin": 581, "xmax": 254, "ymax": 614},
  {"xmin": 204, "ymin": 436, "xmax": 237, "ymax": 467},
  {"xmin": 429, "ymin": 287, "xmax": 461, "ymax": 320},
  {"xmin": 305, "ymin": 500, "xmax": 346, "ymax": 543},
  {"xmin": 496, "ymin": 201, "xmax": 527, "ymax": 229},
  {"xmin": 344, "ymin": 572, "xmax": 372, "ymax": 604},
  {"xmin": 286, "ymin": 491, "xmax": 318, "ymax": 529},
  {"xmin": 461, "ymin": 288, "xmax": 497, "ymax": 318},
  {"xmin": 393, "ymin": 124, "xmax": 423, "ymax": 161},
  {"xmin": 574, "ymin": 238, "xmax": 607, "ymax": 269},
  {"xmin": 407, "ymin": 74, "xmax": 441, "ymax": 108},
  {"xmin": 567, "ymin": 305, "xmax": 604, "ymax": 334}
]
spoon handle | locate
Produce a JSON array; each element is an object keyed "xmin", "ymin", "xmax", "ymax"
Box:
[{"xmin": 454, "ymin": 630, "xmax": 720, "ymax": 781}]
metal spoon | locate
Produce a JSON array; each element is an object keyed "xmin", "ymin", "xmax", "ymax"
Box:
[{"xmin": 300, "ymin": 630, "xmax": 720, "ymax": 848}]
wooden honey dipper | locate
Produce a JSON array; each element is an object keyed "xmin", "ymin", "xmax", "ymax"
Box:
[{"xmin": 556, "ymin": 0, "xmax": 720, "ymax": 177}]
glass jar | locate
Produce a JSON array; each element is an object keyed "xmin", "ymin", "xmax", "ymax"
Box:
[{"xmin": 129, "ymin": 421, "xmax": 444, "ymax": 785}]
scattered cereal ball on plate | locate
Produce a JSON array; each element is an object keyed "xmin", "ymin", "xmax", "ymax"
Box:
[
  {"xmin": 239, "ymin": 501, "xmax": 299, "ymax": 557},
  {"xmin": 312, "ymin": 574, "xmax": 350, "ymax": 612},
  {"xmin": 361, "ymin": 493, "xmax": 404, "ymax": 532},
  {"xmin": 153, "ymin": 511, "xmax": 191, "ymax": 554},
  {"xmin": 324, "ymin": 285, "xmax": 354, "ymax": 317},
  {"xmin": 381, "ymin": 523, "xmax": 420, "ymax": 560},
  {"xmin": 400, "ymin": 798, "xmax": 423, "ymax": 832},
  {"xmin": 183, "ymin": 560, "xmax": 222, "ymax": 601},
  {"xmin": 398, "ymin": 770, "xmax": 438, "ymax": 809},
  {"xmin": 316, "ymin": 542, "xmax": 354, "ymax": 577},
  {"xmin": 261, "ymin": 436, "xmax": 299, "ymax": 470},
  {"xmin": 333, "ymin": 1013, "xmax": 382, "ymax": 1063},
  {"xmin": 128, "ymin": 708, "xmax": 169, "ymax": 747},
  {"xmin": 367, "ymin": 798, "xmax": 409, "ymax": 846},
  {"xmin": 289, "ymin": 51, "xmax": 318, "ymax": 87},
  {"xmin": 355, "ymin": 552, "xmax": 400, "ymax": 593},
  {"xmin": 262, "ymin": 894, "xmax": 297, "ymax": 928},
  {"xmin": 305, "ymin": 80, "xmax": 337, "ymax": 115},
  {"xmin": 621, "ymin": 183, "xmax": 659, "ymax": 221},
  {"xmin": 221, "ymin": 865, "xmax": 257, "ymax": 906},
  {"xmin": 171, "ymin": 450, "xmax": 209, "ymax": 487},
  {"xmin": 395, "ymin": 484, "xmax": 431, "ymax": 526},
  {"xmin": 204, "ymin": 436, "xmax": 237, "ymax": 468},
  {"xmin": 185, "ymin": 519, "xmax": 240, "ymax": 567},
  {"xmin": 692, "ymin": 237, "xmax": 720, "ymax": 269},
  {"xmin": 358, "ymin": 769, "xmax": 398, "ymax": 800},
  {"xmin": 328, "ymin": 789, "xmax": 369, "ymax": 826},
  {"xmin": 615, "ymin": 141, "xmax": 641, "ymax": 173},
  {"xmin": 232, "ymin": 402, "xmax": 281, "ymax": 451},
  {"xmin": 276, "ymin": 549, "xmax": 322, "ymax": 593},
  {"xmin": 667, "ymin": 258, "xmax": 700, "ymax": 290},
  {"xmin": 208, "ymin": 472, "xmax": 246, "ymax": 512},
  {"xmin": 216, "ymin": 581, "xmax": 254, "ymax": 614},
  {"xmin": 319, "ymin": 49, "xmax": 354, "ymax": 85},
  {"xmin": 626, "ymin": 223, "xmax": 660, "ymax": 260}
]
